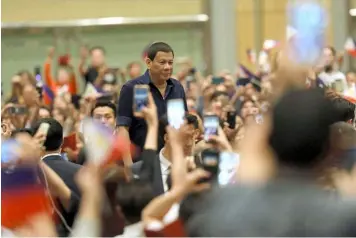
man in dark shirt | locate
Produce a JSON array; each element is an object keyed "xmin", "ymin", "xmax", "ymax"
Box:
[{"xmin": 117, "ymin": 42, "xmax": 187, "ymax": 158}]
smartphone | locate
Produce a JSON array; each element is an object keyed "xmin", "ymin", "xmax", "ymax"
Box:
[
  {"xmin": 236, "ymin": 78, "xmax": 250, "ymax": 86},
  {"xmin": 133, "ymin": 85, "xmax": 149, "ymax": 113},
  {"xmin": 226, "ymin": 111, "xmax": 236, "ymax": 129},
  {"xmin": 37, "ymin": 123, "xmax": 50, "ymax": 137},
  {"xmin": 201, "ymin": 148, "xmax": 220, "ymax": 182},
  {"xmin": 212, "ymin": 77, "xmax": 224, "ymax": 85},
  {"xmin": 332, "ymin": 80, "xmax": 344, "ymax": 93},
  {"xmin": 1, "ymin": 165, "xmax": 52, "ymax": 229},
  {"xmin": 218, "ymin": 152, "xmax": 239, "ymax": 186},
  {"xmin": 7, "ymin": 106, "xmax": 28, "ymax": 115},
  {"xmin": 167, "ymin": 99, "xmax": 185, "ymax": 129},
  {"xmin": 1, "ymin": 140, "xmax": 21, "ymax": 164},
  {"xmin": 204, "ymin": 115, "xmax": 219, "ymax": 141},
  {"xmin": 34, "ymin": 66, "xmax": 41, "ymax": 82}
]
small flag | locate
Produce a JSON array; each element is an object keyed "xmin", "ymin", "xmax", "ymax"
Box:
[
  {"xmin": 344, "ymin": 37, "xmax": 356, "ymax": 57},
  {"xmin": 62, "ymin": 133, "xmax": 77, "ymax": 152},
  {"xmin": 237, "ymin": 64, "xmax": 258, "ymax": 79},
  {"xmin": 83, "ymin": 119, "xmax": 137, "ymax": 166},
  {"xmin": 246, "ymin": 49, "xmax": 257, "ymax": 64},
  {"xmin": 42, "ymin": 85, "xmax": 55, "ymax": 105}
]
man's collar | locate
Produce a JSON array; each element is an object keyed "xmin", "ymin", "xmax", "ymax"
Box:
[
  {"xmin": 41, "ymin": 153, "xmax": 62, "ymax": 161},
  {"xmin": 159, "ymin": 148, "xmax": 171, "ymax": 170},
  {"xmin": 143, "ymin": 69, "xmax": 173, "ymax": 86}
]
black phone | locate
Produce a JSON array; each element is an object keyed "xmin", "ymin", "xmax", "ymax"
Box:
[
  {"xmin": 7, "ymin": 106, "xmax": 28, "ymax": 115},
  {"xmin": 226, "ymin": 111, "xmax": 236, "ymax": 129},
  {"xmin": 203, "ymin": 115, "xmax": 219, "ymax": 141},
  {"xmin": 133, "ymin": 85, "xmax": 149, "ymax": 113},
  {"xmin": 212, "ymin": 77, "xmax": 224, "ymax": 85},
  {"xmin": 201, "ymin": 148, "xmax": 220, "ymax": 182},
  {"xmin": 236, "ymin": 77, "xmax": 250, "ymax": 86}
]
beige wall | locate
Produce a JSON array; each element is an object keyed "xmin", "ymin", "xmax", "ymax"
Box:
[
  {"xmin": 1, "ymin": 0, "xmax": 202, "ymax": 22},
  {"xmin": 236, "ymin": 0, "xmax": 334, "ymax": 69},
  {"xmin": 351, "ymin": 0, "xmax": 356, "ymax": 8}
]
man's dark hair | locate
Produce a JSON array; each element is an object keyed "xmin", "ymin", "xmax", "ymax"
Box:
[
  {"xmin": 269, "ymin": 89, "xmax": 338, "ymax": 169},
  {"xmin": 331, "ymin": 97, "xmax": 355, "ymax": 122},
  {"xmin": 11, "ymin": 128, "xmax": 33, "ymax": 138},
  {"xmin": 90, "ymin": 46, "xmax": 106, "ymax": 55},
  {"xmin": 115, "ymin": 180, "xmax": 154, "ymax": 224},
  {"xmin": 147, "ymin": 42, "xmax": 174, "ymax": 61},
  {"xmin": 210, "ymin": 91, "xmax": 229, "ymax": 102},
  {"xmin": 159, "ymin": 113, "xmax": 199, "ymax": 137},
  {"xmin": 91, "ymin": 100, "xmax": 117, "ymax": 118},
  {"xmin": 32, "ymin": 118, "xmax": 63, "ymax": 151}
]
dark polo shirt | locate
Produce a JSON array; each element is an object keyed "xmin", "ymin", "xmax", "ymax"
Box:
[{"xmin": 117, "ymin": 70, "xmax": 187, "ymax": 153}]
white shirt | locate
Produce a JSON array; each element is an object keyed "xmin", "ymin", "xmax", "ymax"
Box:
[
  {"xmin": 159, "ymin": 149, "xmax": 171, "ymax": 192},
  {"xmin": 344, "ymin": 83, "xmax": 356, "ymax": 98},
  {"xmin": 41, "ymin": 153, "xmax": 62, "ymax": 161},
  {"xmin": 115, "ymin": 222, "xmax": 143, "ymax": 237},
  {"xmin": 318, "ymin": 71, "xmax": 347, "ymax": 92}
]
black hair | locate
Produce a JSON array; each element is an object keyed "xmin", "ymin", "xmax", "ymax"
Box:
[
  {"xmin": 32, "ymin": 118, "xmax": 63, "ymax": 151},
  {"xmin": 331, "ymin": 97, "xmax": 355, "ymax": 122},
  {"xmin": 147, "ymin": 42, "xmax": 174, "ymax": 61},
  {"xmin": 115, "ymin": 180, "xmax": 154, "ymax": 224},
  {"xmin": 210, "ymin": 91, "xmax": 229, "ymax": 102},
  {"xmin": 91, "ymin": 100, "xmax": 117, "ymax": 118},
  {"xmin": 90, "ymin": 46, "xmax": 106, "ymax": 55},
  {"xmin": 269, "ymin": 89, "xmax": 338, "ymax": 169},
  {"xmin": 158, "ymin": 113, "xmax": 199, "ymax": 138},
  {"xmin": 11, "ymin": 128, "xmax": 33, "ymax": 138}
]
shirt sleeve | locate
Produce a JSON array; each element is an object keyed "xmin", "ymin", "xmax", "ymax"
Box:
[{"xmin": 117, "ymin": 84, "xmax": 134, "ymax": 127}]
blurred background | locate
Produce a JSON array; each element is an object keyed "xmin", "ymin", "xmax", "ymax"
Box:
[{"xmin": 1, "ymin": 0, "xmax": 356, "ymax": 93}]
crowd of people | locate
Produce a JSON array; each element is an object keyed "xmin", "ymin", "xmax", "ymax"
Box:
[{"xmin": 1, "ymin": 38, "xmax": 356, "ymax": 237}]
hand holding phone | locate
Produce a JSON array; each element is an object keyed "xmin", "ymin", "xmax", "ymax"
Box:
[
  {"xmin": 226, "ymin": 111, "xmax": 237, "ymax": 129},
  {"xmin": 201, "ymin": 148, "xmax": 220, "ymax": 182},
  {"xmin": 167, "ymin": 99, "xmax": 185, "ymax": 129},
  {"xmin": 212, "ymin": 77, "xmax": 224, "ymax": 85},
  {"xmin": 133, "ymin": 85, "xmax": 149, "ymax": 114}
]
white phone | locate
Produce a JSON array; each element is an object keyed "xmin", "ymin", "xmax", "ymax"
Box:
[
  {"xmin": 38, "ymin": 123, "xmax": 50, "ymax": 136},
  {"xmin": 167, "ymin": 99, "xmax": 185, "ymax": 129}
]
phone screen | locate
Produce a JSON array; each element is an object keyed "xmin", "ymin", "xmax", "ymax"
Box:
[
  {"xmin": 201, "ymin": 149, "xmax": 219, "ymax": 181},
  {"xmin": 1, "ymin": 140, "xmax": 21, "ymax": 164},
  {"xmin": 204, "ymin": 115, "xmax": 219, "ymax": 141},
  {"xmin": 34, "ymin": 66, "xmax": 41, "ymax": 82},
  {"xmin": 134, "ymin": 87, "xmax": 148, "ymax": 112},
  {"xmin": 218, "ymin": 152, "xmax": 239, "ymax": 186},
  {"xmin": 212, "ymin": 77, "xmax": 224, "ymax": 85},
  {"xmin": 227, "ymin": 111, "xmax": 236, "ymax": 129},
  {"xmin": 167, "ymin": 99, "xmax": 185, "ymax": 129},
  {"xmin": 334, "ymin": 80, "xmax": 344, "ymax": 93},
  {"xmin": 8, "ymin": 106, "xmax": 28, "ymax": 115}
]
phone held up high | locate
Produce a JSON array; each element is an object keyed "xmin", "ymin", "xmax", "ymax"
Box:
[
  {"xmin": 133, "ymin": 85, "xmax": 149, "ymax": 113},
  {"xmin": 167, "ymin": 99, "xmax": 185, "ymax": 129},
  {"xmin": 226, "ymin": 110, "xmax": 237, "ymax": 129},
  {"xmin": 201, "ymin": 148, "xmax": 219, "ymax": 182},
  {"xmin": 204, "ymin": 114, "xmax": 219, "ymax": 141}
]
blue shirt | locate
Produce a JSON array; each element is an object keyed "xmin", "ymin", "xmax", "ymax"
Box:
[{"xmin": 117, "ymin": 70, "xmax": 187, "ymax": 151}]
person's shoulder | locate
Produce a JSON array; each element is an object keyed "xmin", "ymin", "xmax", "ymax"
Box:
[
  {"xmin": 122, "ymin": 74, "xmax": 148, "ymax": 88},
  {"xmin": 169, "ymin": 77, "xmax": 183, "ymax": 87}
]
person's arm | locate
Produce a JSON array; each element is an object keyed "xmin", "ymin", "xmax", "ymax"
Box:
[
  {"xmin": 116, "ymin": 84, "xmax": 134, "ymax": 164},
  {"xmin": 78, "ymin": 46, "xmax": 88, "ymax": 78},
  {"xmin": 44, "ymin": 47, "xmax": 56, "ymax": 91}
]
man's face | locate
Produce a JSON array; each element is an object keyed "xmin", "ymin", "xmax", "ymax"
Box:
[
  {"xmin": 211, "ymin": 94, "xmax": 229, "ymax": 117},
  {"xmin": 129, "ymin": 64, "xmax": 142, "ymax": 79},
  {"xmin": 346, "ymin": 72, "xmax": 356, "ymax": 84},
  {"xmin": 39, "ymin": 108, "xmax": 51, "ymax": 119},
  {"xmin": 322, "ymin": 48, "xmax": 335, "ymax": 66},
  {"xmin": 92, "ymin": 106, "xmax": 116, "ymax": 130},
  {"xmin": 146, "ymin": 51, "xmax": 174, "ymax": 82},
  {"xmin": 180, "ymin": 123, "xmax": 197, "ymax": 157},
  {"xmin": 91, "ymin": 49, "xmax": 105, "ymax": 68}
]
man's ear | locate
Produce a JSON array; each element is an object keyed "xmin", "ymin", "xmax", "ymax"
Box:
[
  {"xmin": 164, "ymin": 133, "xmax": 168, "ymax": 142},
  {"xmin": 145, "ymin": 58, "xmax": 152, "ymax": 70}
]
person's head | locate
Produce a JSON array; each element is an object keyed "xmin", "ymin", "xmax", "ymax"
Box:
[
  {"xmin": 38, "ymin": 107, "xmax": 51, "ymax": 119},
  {"xmin": 346, "ymin": 71, "xmax": 356, "ymax": 85},
  {"xmin": 127, "ymin": 62, "xmax": 142, "ymax": 80},
  {"xmin": 90, "ymin": 46, "xmax": 106, "ymax": 68},
  {"xmin": 145, "ymin": 42, "xmax": 174, "ymax": 83},
  {"xmin": 159, "ymin": 114, "xmax": 200, "ymax": 157},
  {"xmin": 57, "ymin": 67, "xmax": 71, "ymax": 85},
  {"xmin": 32, "ymin": 118, "xmax": 63, "ymax": 153},
  {"xmin": 210, "ymin": 91, "xmax": 229, "ymax": 117},
  {"xmin": 331, "ymin": 97, "xmax": 355, "ymax": 123},
  {"xmin": 186, "ymin": 97, "xmax": 196, "ymax": 113},
  {"xmin": 17, "ymin": 70, "xmax": 36, "ymax": 86},
  {"xmin": 322, "ymin": 46, "xmax": 337, "ymax": 70},
  {"xmin": 91, "ymin": 100, "xmax": 117, "ymax": 130},
  {"xmin": 269, "ymin": 89, "xmax": 338, "ymax": 171},
  {"xmin": 115, "ymin": 180, "xmax": 154, "ymax": 225},
  {"xmin": 239, "ymin": 99, "xmax": 258, "ymax": 119}
]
